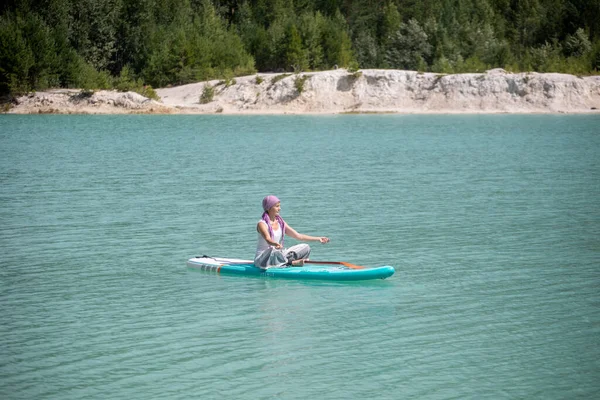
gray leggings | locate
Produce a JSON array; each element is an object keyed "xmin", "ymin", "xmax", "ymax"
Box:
[{"xmin": 254, "ymin": 243, "xmax": 311, "ymax": 269}]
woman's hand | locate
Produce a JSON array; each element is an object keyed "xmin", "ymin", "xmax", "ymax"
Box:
[
  {"xmin": 319, "ymin": 237, "xmax": 330, "ymax": 244},
  {"xmin": 273, "ymin": 243, "xmax": 283, "ymax": 249}
]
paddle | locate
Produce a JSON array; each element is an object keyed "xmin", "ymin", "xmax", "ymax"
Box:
[
  {"xmin": 197, "ymin": 256, "xmax": 366, "ymax": 270},
  {"xmin": 303, "ymin": 260, "xmax": 365, "ymax": 270}
]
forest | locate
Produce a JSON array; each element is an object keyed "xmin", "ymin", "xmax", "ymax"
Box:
[{"xmin": 1, "ymin": 0, "xmax": 599, "ymax": 97}]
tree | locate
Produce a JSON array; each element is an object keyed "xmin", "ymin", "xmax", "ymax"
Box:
[
  {"xmin": 0, "ymin": 11, "xmax": 59, "ymax": 94},
  {"xmin": 354, "ymin": 30, "xmax": 378, "ymax": 68},
  {"xmin": 70, "ymin": 0, "xmax": 121, "ymax": 71},
  {"xmin": 283, "ymin": 24, "xmax": 309, "ymax": 71},
  {"xmin": 386, "ymin": 19, "xmax": 432, "ymax": 70},
  {"xmin": 379, "ymin": 1, "xmax": 401, "ymax": 46},
  {"xmin": 564, "ymin": 28, "xmax": 592, "ymax": 57},
  {"xmin": 513, "ymin": 0, "xmax": 543, "ymax": 48},
  {"xmin": 298, "ymin": 11, "xmax": 324, "ymax": 70},
  {"xmin": 0, "ymin": 14, "xmax": 34, "ymax": 94},
  {"xmin": 2, "ymin": 0, "xmax": 600, "ymax": 97},
  {"xmin": 321, "ymin": 11, "xmax": 353, "ymax": 68}
]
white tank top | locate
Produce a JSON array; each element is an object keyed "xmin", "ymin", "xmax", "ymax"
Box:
[{"xmin": 256, "ymin": 220, "xmax": 283, "ymax": 256}]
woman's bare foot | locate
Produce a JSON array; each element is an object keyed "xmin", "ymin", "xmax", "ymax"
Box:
[{"xmin": 291, "ymin": 259, "xmax": 305, "ymax": 266}]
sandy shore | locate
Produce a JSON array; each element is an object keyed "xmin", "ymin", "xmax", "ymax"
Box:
[{"xmin": 6, "ymin": 69, "xmax": 600, "ymax": 115}]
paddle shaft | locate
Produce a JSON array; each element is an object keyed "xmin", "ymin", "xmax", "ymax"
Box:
[
  {"xmin": 203, "ymin": 258, "xmax": 366, "ymax": 270},
  {"xmin": 303, "ymin": 260, "xmax": 365, "ymax": 270}
]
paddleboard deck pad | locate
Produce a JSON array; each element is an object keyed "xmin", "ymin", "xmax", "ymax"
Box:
[{"xmin": 187, "ymin": 256, "xmax": 395, "ymax": 281}]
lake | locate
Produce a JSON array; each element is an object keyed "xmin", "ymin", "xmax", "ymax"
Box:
[{"xmin": 1, "ymin": 114, "xmax": 599, "ymax": 399}]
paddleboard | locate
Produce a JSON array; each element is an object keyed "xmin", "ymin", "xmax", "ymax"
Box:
[{"xmin": 187, "ymin": 256, "xmax": 395, "ymax": 281}]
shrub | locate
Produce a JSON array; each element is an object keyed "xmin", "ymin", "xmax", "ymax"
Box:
[
  {"xmin": 217, "ymin": 77, "xmax": 236, "ymax": 87},
  {"xmin": 431, "ymin": 56, "xmax": 455, "ymax": 74},
  {"xmin": 1, "ymin": 101, "xmax": 13, "ymax": 113},
  {"xmin": 294, "ymin": 75, "xmax": 309, "ymax": 94},
  {"xmin": 114, "ymin": 66, "xmax": 138, "ymax": 92},
  {"xmin": 347, "ymin": 60, "xmax": 360, "ymax": 73},
  {"xmin": 456, "ymin": 56, "xmax": 488, "ymax": 73},
  {"xmin": 347, "ymin": 60, "xmax": 362, "ymax": 79},
  {"xmin": 271, "ymin": 74, "xmax": 291, "ymax": 84},
  {"xmin": 200, "ymin": 84, "xmax": 214, "ymax": 104},
  {"xmin": 138, "ymin": 85, "xmax": 159, "ymax": 101},
  {"xmin": 113, "ymin": 65, "xmax": 160, "ymax": 100}
]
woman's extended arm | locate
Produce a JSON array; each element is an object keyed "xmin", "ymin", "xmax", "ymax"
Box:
[{"xmin": 284, "ymin": 224, "xmax": 330, "ymax": 243}]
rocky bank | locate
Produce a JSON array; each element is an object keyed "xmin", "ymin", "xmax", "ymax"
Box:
[{"xmin": 7, "ymin": 69, "xmax": 600, "ymax": 114}]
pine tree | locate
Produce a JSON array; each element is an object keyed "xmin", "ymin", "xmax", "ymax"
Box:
[{"xmin": 284, "ymin": 24, "xmax": 309, "ymax": 71}]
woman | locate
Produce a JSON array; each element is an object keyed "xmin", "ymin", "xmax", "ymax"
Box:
[{"xmin": 255, "ymin": 195, "xmax": 330, "ymax": 269}]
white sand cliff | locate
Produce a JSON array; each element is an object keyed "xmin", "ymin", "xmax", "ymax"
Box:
[
  {"xmin": 8, "ymin": 89, "xmax": 169, "ymax": 114},
  {"xmin": 8, "ymin": 69, "xmax": 600, "ymax": 114}
]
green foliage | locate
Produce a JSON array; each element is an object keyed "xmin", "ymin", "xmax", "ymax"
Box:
[
  {"xmin": 386, "ymin": 19, "xmax": 432, "ymax": 71},
  {"xmin": 139, "ymin": 85, "xmax": 159, "ymax": 101},
  {"xmin": 379, "ymin": 1, "xmax": 402, "ymax": 46},
  {"xmin": 70, "ymin": 0, "xmax": 120, "ymax": 71},
  {"xmin": 297, "ymin": 11, "xmax": 324, "ymax": 70},
  {"xmin": 200, "ymin": 84, "xmax": 214, "ymax": 104},
  {"xmin": 564, "ymin": 28, "xmax": 592, "ymax": 57},
  {"xmin": 1, "ymin": 101, "xmax": 13, "ymax": 113},
  {"xmin": 284, "ymin": 24, "xmax": 309, "ymax": 72},
  {"xmin": 431, "ymin": 56, "xmax": 455, "ymax": 74},
  {"xmin": 453, "ymin": 56, "xmax": 490, "ymax": 73},
  {"xmin": 75, "ymin": 59, "xmax": 112, "ymax": 91},
  {"xmin": 0, "ymin": 11, "xmax": 59, "ymax": 95},
  {"xmin": 255, "ymin": 75, "xmax": 264, "ymax": 84},
  {"xmin": 1, "ymin": 0, "xmax": 600, "ymax": 97},
  {"xmin": 591, "ymin": 40, "xmax": 600, "ymax": 71},
  {"xmin": 219, "ymin": 70, "xmax": 236, "ymax": 87},
  {"xmin": 528, "ymin": 41, "xmax": 563, "ymax": 72},
  {"xmin": 114, "ymin": 65, "xmax": 138, "ymax": 92},
  {"xmin": 114, "ymin": 65, "xmax": 160, "ymax": 100},
  {"xmin": 347, "ymin": 60, "xmax": 360, "ymax": 73},
  {"xmin": 294, "ymin": 74, "xmax": 309, "ymax": 93},
  {"xmin": 138, "ymin": 0, "xmax": 255, "ymax": 88},
  {"xmin": 353, "ymin": 30, "xmax": 378, "ymax": 68},
  {"xmin": 0, "ymin": 15, "xmax": 34, "ymax": 94},
  {"xmin": 321, "ymin": 11, "xmax": 353, "ymax": 68},
  {"xmin": 271, "ymin": 74, "xmax": 292, "ymax": 84}
]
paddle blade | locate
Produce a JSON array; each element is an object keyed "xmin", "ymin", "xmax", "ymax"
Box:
[{"xmin": 304, "ymin": 260, "xmax": 365, "ymax": 270}]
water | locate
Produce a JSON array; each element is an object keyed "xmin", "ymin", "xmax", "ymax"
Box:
[{"xmin": 1, "ymin": 114, "xmax": 599, "ymax": 399}]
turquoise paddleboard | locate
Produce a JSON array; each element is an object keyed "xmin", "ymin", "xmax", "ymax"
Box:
[{"xmin": 187, "ymin": 256, "xmax": 395, "ymax": 281}]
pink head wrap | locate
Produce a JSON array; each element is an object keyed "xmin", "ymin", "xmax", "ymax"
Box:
[
  {"xmin": 262, "ymin": 195, "xmax": 280, "ymax": 212},
  {"xmin": 261, "ymin": 195, "xmax": 285, "ymax": 246}
]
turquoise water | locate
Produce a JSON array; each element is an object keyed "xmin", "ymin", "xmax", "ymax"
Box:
[{"xmin": 1, "ymin": 114, "xmax": 599, "ymax": 399}]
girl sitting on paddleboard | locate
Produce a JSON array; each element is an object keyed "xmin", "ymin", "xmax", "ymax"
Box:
[{"xmin": 255, "ymin": 195, "xmax": 330, "ymax": 269}]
